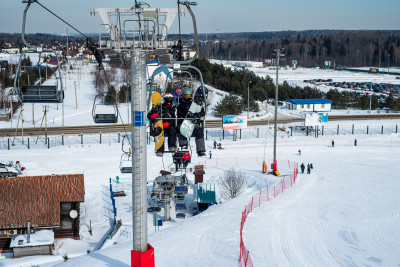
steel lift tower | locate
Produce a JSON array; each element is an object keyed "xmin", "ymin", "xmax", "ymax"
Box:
[{"xmin": 131, "ymin": 51, "xmax": 153, "ymax": 266}]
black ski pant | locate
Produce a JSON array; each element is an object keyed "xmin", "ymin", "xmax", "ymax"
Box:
[
  {"xmin": 157, "ymin": 125, "xmax": 177, "ymax": 153},
  {"xmin": 177, "ymin": 125, "xmax": 205, "ymax": 153}
]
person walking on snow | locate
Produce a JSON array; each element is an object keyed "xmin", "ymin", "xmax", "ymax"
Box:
[
  {"xmin": 354, "ymin": 139, "xmax": 357, "ymax": 146},
  {"xmin": 332, "ymin": 139, "xmax": 335, "ymax": 147},
  {"xmin": 213, "ymin": 140, "xmax": 217, "ymax": 149},
  {"xmin": 300, "ymin": 163, "xmax": 305, "ymax": 174},
  {"xmin": 307, "ymin": 164, "xmax": 311, "ymax": 174}
]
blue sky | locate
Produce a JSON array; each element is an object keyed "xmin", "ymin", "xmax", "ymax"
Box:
[{"xmin": 1, "ymin": 0, "xmax": 399, "ymax": 35}]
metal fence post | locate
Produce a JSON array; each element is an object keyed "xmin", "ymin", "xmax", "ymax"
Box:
[
  {"xmin": 396, "ymin": 125, "xmax": 398, "ymax": 133},
  {"xmin": 48, "ymin": 138, "xmax": 50, "ymax": 149},
  {"xmin": 381, "ymin": 125, "xmax": 383, "ymax": 134},
  {"xmin": 100, "ymin": 132, "xmax": 102, "ymax": 144},
  {"xmin": 352, "ymin": 124, "xmax": 354, "ymax": 134},
  {"xmin": 62, "ymin": 134, "xmax": 64, "ymax": 145},
  {"xmin": 28, "ymin": 138, "xmax": 30, "ymax": 149},
  {"xmin": 118, "ymin": 132, "xmax": 120, "ymax": 143},
  {"xmin": 290, "ymin": 126, "xmax": 292, "ymax": 136},
  {"xmin": 240, "ymin": 129, "xmax": 242, "ymax": 139},
  {"xmin": 223, "ymin": 129, "xmax": 225, "ymax": 139},
  {"xmin": 8, "ymin": 138, "xmax": 10, "ymax": 150},
  {"xmin": 367, "ymin": 126, "xmax": 369, "ymax": 135},
  {"xmin": 322, "ymin": 125, "xmax": 324, "ymax": 135},
  {"xmin": 81, "ymin": 134, "xmax": 83, "ymax": 144},
  {"xmin": 337, "ymin": 125, "xmax": 339, "ymax": 135},
  {"xmin": 257, "ymin": 128, "xmax": 259, "ymax": 138},
  {"xmin": 306, "ymin": 126, "xmax": 308, "ymax": 136},
  {"xmin": 206, "ymin": 129, "xmax": 208, "ymax": 140}
]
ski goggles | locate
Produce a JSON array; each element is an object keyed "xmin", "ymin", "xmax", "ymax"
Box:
[{"xmin": 184, "ymin": 94, "xmax": 192, "ymax": 99}]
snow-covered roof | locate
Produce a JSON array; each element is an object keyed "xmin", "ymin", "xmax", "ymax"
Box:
[
  {"xmin": 286, "ymin": 99, "xmax": 332, "ymax": 104},
  {"xmin": 10, "ymin": 230, "xmax": 54, "ymax": 248}
]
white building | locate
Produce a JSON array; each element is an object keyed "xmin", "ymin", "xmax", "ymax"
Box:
[
  {"xmin": 286, "ymin": 99, "xmax": 332, "ymax": 112},
  {"xmin": 2, "ymin": 48, "xmax": 20, "ymax": 54}
]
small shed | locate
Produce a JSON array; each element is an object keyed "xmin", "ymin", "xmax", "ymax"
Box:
[
  {"xmin": 11, "ymin": 230, "xmax": 54, "ymax": 257},
  {"xmin": 193, "ymin": 165, "xmax": 205, "ymax": 184},
  {"xmin": 0, "ymin": 174, "xmax": 84, "ymax": 252},
  {"xmin": 286, "ymin": 99, "xmax": 332, "ymax": 112},
  {"xmin": 195, "ymin": 183, "xmax": 216, "ymax": 213}
]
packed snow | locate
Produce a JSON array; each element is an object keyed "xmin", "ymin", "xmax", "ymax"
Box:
[{"xmin": 1, "ymin": 57, "xmax": 400, "ymax": 267}]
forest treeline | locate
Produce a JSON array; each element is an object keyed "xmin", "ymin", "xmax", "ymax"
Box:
[
  {"xmin": 190, "ymin": 58, "xmax": 400, "ymax": 115},
  {"xmin": 197, "ymin": 30, "xmax": 400, "ymax": 68},
  {"xmin": 2, "ymin": 30, "xmax": 400, "ymax": 68}
]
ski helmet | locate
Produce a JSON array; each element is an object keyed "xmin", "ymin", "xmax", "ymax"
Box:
[
  {"xmin": 183, "ymin": 87, "xmax": 192, "ymax": 99},
  {"xmin": 176, "ymin": 88, "xmax": 183, "ymax": 97},
  {"xmin": 164, "ymin": 93, "xmax": 174, "ymax": 104},
  {"xmin": 195, "ymin": 86, "xmax": 208, "ymax": 98}
]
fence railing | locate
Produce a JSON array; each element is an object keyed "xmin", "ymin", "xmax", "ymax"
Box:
[
  {"xmin": 239, "ymin": 162, "xmax": 299, "ymax": 267},
  {"xmin": 1, "ymin": 123, "xmax": 399, "ymax": 150}
]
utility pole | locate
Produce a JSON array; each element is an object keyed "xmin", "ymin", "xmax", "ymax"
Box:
[
  {"xmin": 247, "ymin": 81, "xmax": 251, "ymax": 119},
  {"xmin": 44, "ymin": 106, "xmax": 48, "ymax": 144},
  {"xmin": 10, "ymin": 98, "xmax": 13, "ymax": 129},
  {"xmin": 66, "ymin": 28, "xmax": 69, "ymax": 60},
  {"xmin": 62, "ymin": 97, "xmax": 64, "ymax": 126},
  {"xmin": 32, "ymin": 104, "xmax": 34, "ymax": 127},
  {"xmin": 21, "ymin": 109, "xmax": 24, "ymax": 145},
  {"xmin": 74, "ymin": 81, "xmax": 78, "ymax": 109},
  {"xmin": 369, "ymin": 83, "xmax": 372, "ymax": 113},
  {"xmin": 273, "ymin": 48, "xmax": 284, "ymax": 170}
]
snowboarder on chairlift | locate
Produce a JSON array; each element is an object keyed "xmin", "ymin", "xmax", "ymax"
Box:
[
  {"xmin": 300, "ymin": 163, "xmax": 305, "ymax": 174},
  {"xmin": 177, "ymin": 87, "xmax": 206, "ymax": 156},
  {"xmin": 147, "ymin": 93, "xmax": 177, "ymax": 155}
]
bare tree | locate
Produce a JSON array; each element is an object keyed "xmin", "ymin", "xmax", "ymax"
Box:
[{"xmin": 219, "ymin": 168, "xmax": 246, "ymax": 199}]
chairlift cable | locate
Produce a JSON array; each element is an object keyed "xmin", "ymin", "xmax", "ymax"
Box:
[
  {"xmin": 99, "ymin": 67, "xmax": 132, "ymax": 147},
  {"xmin": 34, "ymin": 0, "xmax": 89, "ymax": 39}
]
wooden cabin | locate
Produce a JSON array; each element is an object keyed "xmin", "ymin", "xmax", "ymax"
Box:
[{"xmin": 0, "ymin": 174, "xmax": 84, "ymax": 253}]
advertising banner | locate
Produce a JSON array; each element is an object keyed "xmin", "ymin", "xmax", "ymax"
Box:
[
  {"xmin": 222, "ymin": 116, "xmax": 247, "ymax": 129},
  {"xmin": 305, "ymin": 112, "xmax": 328, "ymax": 126}
]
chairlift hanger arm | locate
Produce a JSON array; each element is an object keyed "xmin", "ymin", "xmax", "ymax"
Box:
[
  {"xmin": 172, "ymin": 1, "xmax": 199, "ymax": 65},
  {"xmin": 21, "ymin": 0, "xmax": 105, "ymax": 68}
]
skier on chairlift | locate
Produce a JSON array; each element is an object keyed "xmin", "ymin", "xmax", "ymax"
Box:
[
  {"xmin": 177, "ymin": 87, "xmax": 206, "ymax": 156},
  {"xmin": 147, "ymin": 93, "xmax": 177, "ymax": 156}
]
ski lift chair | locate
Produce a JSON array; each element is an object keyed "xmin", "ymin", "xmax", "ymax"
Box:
[
  {"xmin": 119, "ymin": 152, "xmax": 132, "ymax": 173},
  {"xmin": 92, "ymin": 94, "xmax": 118, "ymax": 123},
  {"xmin": 14, "ymin": 51, "xmax": 65, "ymax": 103},
  {"xmin": 14, "ymin": 1, "xmax": 64, "ymax": 104}
]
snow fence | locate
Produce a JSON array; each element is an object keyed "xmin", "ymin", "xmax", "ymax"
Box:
[{"xmin": 239, "ymin": 162, "xmax": 299, "ymax": 267}]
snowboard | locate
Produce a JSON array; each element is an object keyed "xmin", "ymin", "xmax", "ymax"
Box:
[
  {"xmin": 151, "ymin": 92, "xmax": 164, "ymax": 152},
  {"xmin": 180, "ymin": 100, "xmax": 203, "ymax": 138}
]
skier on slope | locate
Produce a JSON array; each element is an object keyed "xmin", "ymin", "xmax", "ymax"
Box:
[
  {"xmin": 147, "ymin": 93, "xmax": 177, "ymax": 156},
  {"xmin": 177, "ymin": 86, "xmax": 207, "ymax": 156}
]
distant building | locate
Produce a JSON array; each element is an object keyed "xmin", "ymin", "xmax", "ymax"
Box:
[
  {"xmin": 286, "ymin": 99, "xmax": 332, "ymax": 112},
  {"xmin": 0, "ymin": 174, "xmax": 85, "ymax": 253},
  {"xmin": 1, "ymin": 48, "xmax": 20, "ymax": 54}
]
